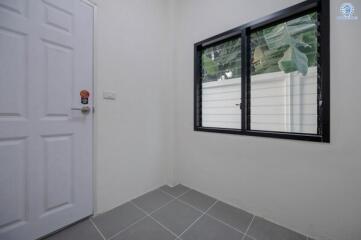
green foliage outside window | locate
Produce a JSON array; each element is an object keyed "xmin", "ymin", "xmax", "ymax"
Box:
[
  {"xmin": 201, "ymin": 12, "xmax": 317, "ymax": 82},
  {"xmin": 201, "ymin": 38, "xmax": 241, "ymax": 82},
  {"xmin": 252, "ymin": 12, "xmax": 317, "ymax": 76}
]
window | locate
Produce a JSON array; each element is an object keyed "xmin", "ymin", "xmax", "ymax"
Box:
[
  {"xmin": 201, "ymin": 37, "xmax": 242, "ymax": 129},
  {"xmin": 250, "ymin": 12, "xmax": 318, "ymax": 134},
  {"xmin": 194, "ymin": 0, "xmax": 329, "ymax": 142}
]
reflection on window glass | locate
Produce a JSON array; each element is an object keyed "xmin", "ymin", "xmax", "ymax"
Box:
[
  {"xmin": 201, "ymin": 37, "xmax": 242, "ymax": 129},
  {"xmin": 250, "ymin": 12, "xmax": 318, "ymax": 134}
]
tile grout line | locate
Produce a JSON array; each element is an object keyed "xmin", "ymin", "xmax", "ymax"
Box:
[
  {"xmin": 161, "ymin": 188, "xmax": 216, "ymax": 216},
  {"xmin": 164, "ymin": 188, "xmax": 254, "ymax": 239},
  {"xmin": 106, "ymin": 188, "xmax": 191, "ymax": 240},
  {"xmin": 205, "ymin": 212, "xmax": 257, "ymax": 240},
  {"xmin": 159, "ymin": 188, "xmax": 190, "ymax": 199},
  {"xmin": 158, "ymin": 189, "xmax": 178, "ymax": 199},
  {"xmin": 241, "ymin": 215, "xmax": 256, "ymax": 240},
  {"xmin": 169, "ymin": 187, "xmax": 306, "ymax": 240},
  {"xmin": 206, "ymin": 213, "xmax": 247, "ymax": 235},
  {"xmin": 130, "ymin": 201, "xmax": 179, "ymax": 239},
  {"xmin": 107, "ymin": 205, "xmax": 168, "ymax": 240},
  {"xmin": 146, "ymin": 188, "xmax": 256, "ymax": 240},
  {"xmin": 149, "ymin": 189, "xmax": 192, "ymax": 216},
  {"xmin": 162, "ymin": 188, "xmax": 253, "ymax": 239},
  {"xmin": 177, "ymin": 200, "xmax": 219, "ymax": 239},
  {"xmin": 149, "ymin": 214, "xmax": 180, "ymax": 239},
  {"xmin": 162, "ymin": 189, "xmax": 216, "ymax": 216},
  {"xmin": 108, "ymin": 214, "xmax": 148, "ymax": 240},
  {"xmin": 173, "ymin": 196, "xmax": 206, "ymax": 213},
  {"xmin": 159, "ymin": 189, "xmax": 202, "ymax": 212},
  {"xmin": 170, "ymin": 187, "xmax": 306, "ymax": 240},
  {"xmin": 144, "ymin": 198, "xmax": 177, "ymax": 215},
  {"xmin": 89, "ymin": 218, "xmax": 106, "ymax": 240}
]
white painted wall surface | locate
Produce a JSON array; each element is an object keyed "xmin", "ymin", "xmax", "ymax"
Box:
[
  {"xmin": 171, "ymin": 1, "xmax": 361, "ymax": 240},
  {"xmin": 94, "ymin": 0, "xmax": 174, "ymax": 214}
]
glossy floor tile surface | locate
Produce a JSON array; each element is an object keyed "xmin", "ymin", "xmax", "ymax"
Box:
[{"xmin": 43, "ymin": 185, "xmax": 314, "ymax": 240}]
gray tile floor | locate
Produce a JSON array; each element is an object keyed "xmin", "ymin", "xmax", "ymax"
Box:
[{"xmin": 43, "ymin": 185, "xmax": 315, "ymax": 240}]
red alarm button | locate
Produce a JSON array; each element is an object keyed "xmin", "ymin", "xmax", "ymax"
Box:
[{"xmin": 80, "ymin": 90, "xmax": 90, "ymax": 98}]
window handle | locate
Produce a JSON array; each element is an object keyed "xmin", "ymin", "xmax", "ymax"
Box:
[{"xmin": 235, "ymin": 103, "xmax": 242, "ymax": 109}]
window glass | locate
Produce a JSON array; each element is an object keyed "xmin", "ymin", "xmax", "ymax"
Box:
[
  {"xmin": 250, "ymin": 12, "xmax": 318, "ymax": 134},
  {"xmin": 201, "ymin": 37, "xmax": 242, "ymax": 129}
]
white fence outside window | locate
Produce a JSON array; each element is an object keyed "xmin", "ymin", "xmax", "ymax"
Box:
[{"xmin": 201, "ymin": 67, "xmax": 317, "ymax": 134}]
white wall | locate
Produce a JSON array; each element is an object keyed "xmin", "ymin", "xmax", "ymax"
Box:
[
  {"xmin": 172, "ymin": 1, "xmax": 361, "ymax": 240},
  {"xmin": 94, "ymin": 0, "xmax": 175, "ymax": 214}
]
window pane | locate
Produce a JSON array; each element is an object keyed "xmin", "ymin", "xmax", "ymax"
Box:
[
  {"xmin": 250, "ymin": 12, "xmax": 318, "ymax": 134},
  {"xmin": 201, "ymin": 37, "xmax": 242, "ymax": 129}
]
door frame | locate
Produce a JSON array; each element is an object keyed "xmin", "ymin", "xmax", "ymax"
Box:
[{"xmin": 80, "ymin": 0, "xmax": 98, "ymax": 216}]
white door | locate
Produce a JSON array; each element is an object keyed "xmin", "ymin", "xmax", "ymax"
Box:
[{"xmin": 0, "ymin": 0, "xmax": 94, "ymax": 239}]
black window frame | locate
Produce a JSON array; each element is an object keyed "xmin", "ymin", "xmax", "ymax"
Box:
[{"xmin": 194, "ymin": 0, "xmax": 330, "ymax": 142}]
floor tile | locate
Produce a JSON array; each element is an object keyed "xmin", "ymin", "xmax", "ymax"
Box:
[
  {"xmin": 43, "ymin": 219, "xmax": 103, "ymax": 240},
  {"xmin": 247, "ymin": 217, "xmax": 307, "ymax": 240},
  {"xmin": 160, "ymin": 184, "xmax": 189, "ymax": 198},
  {"xmin": 243, "ymin": 236, "xmax": 255, "ymax": 240},
  {"xmin": 152, "ymin": 200, "xmax": 203, "ymax": 235},
  {"xmin": 92, "ymin": 202, "xmax": 146, "ymax": 238},
  {"xmin": 132, "ymin": 189, "xmax": 174, "ymax": 213},
  {"xmin": 112, "ymin": 217, "xmax": 176, "ymax": 240},
  {"xmin": 43, "ymin": 188, "xmax": 314, "ymax": 240},
  {"xmin": 181, "ymin": 215, "xmax": 243, "ymax": 240},
  {"xmin": 207, "ymin": 201, "xmax": 253, "ymax": 233},
  {"xmin": 179, "ymin": 190, "xmax": 216, "ymax": 212}
]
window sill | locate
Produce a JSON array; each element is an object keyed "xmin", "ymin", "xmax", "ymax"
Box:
[{"xmin": 194, "ymin": 126, "xmax": 328, "ymax": 142}]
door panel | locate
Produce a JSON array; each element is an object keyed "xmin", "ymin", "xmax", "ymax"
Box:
[
  {"xmin": 0, "ymin": 0, "xmax": 93, "ymax": 239},
  {"xmin": 43, "ymin": 0, "xmax": 74, "ymax": 14},
  {"xmin": 0, "ymin": 27, "xmax": 27, "ymax": 119},
  {"xmin": 44, "ymin": 4, "xmax": 73, "ymax": 34},
  {"xmin": 42, "ymin": 41, "xmax": 73, "ymax": 118},
  {"xmin": 0, "ymin": 138, "xmax": 27, "ymax": 231},
  {"xmin": 42, "ymin": 134, "xmax": 73, "ymax": 213},
  {"xmin": 0, "ymin": 0, "xmax": 28, "ymax": 16}
]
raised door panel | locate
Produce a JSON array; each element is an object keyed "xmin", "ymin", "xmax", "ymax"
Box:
[
  {"xmin": 0, "ymin": 28, "xmax": 27, "ymax": 119},
  {"xmin": 43, "ymin": 4, "xmax": 73, "ymax": 34},
  {"xmin": 0, "ymin": 138, "xmax": 27, "ymax": 233},
  {"xmin": 0, "ymin": 0, "xmax": 27, "ymax": 17},
  {"xmin": 42, "ymin": 41, "xmax": 73, "ymax": 118},
  {"xmin": 42, "ymin": 0, "xmax": 74, "ymax": 14},
  {"xmin": 41, "ymin": 134, "xmax": 73, "ymax": 216}
]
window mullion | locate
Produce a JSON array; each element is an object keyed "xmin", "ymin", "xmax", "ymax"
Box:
[
  {"xmin": 241, "ymin": 28, "xmax": 250, "ymax": 132},
  {"xmin": 194, "ymin": 45, "xmax": 202, "ymax": 129}
]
